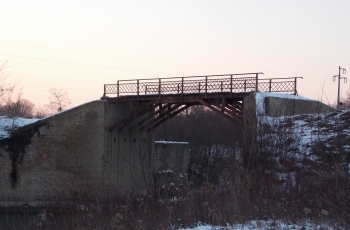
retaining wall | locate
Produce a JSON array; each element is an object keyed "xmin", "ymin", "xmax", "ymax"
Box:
[
  {"xmin": 0, "ymin": 101, "xmax": 106, "ymax": 207},
  {"xmin": 264, "ymin": 96, "xmax": 335, "ymax": 117},
  {"xmin": 0, "ymin": 100, "xmax": 154, "ymax": 207}
]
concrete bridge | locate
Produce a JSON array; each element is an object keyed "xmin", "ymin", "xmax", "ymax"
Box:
[{"xmin": 0, "ymin": 72, "xmax": 335, "ymax": 208}]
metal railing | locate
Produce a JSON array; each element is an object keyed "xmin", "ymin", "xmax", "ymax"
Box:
[{"xmin": 103, "ymin": 73, "xmax": 302, "ymax": 97}]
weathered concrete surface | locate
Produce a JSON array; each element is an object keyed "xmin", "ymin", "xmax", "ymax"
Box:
[
  {"xmin": 105, "ymin": 101, "xmax": 154, "ymax": 196},
  {"xmin": 244, "ymin": 93, "xmax": 335, "ymax": 118},
  {"xmin": 243, "ymin": 92, "xmax": 336, "ymax": 136},
  {"xmin": 153, "ymin": 141, "xmax": 190, "ymax": 174},
  {"xmin": 0, "ymin": 101, "xmax": 106, "ymax": 206},
  {"xmin": 0, "ymin": 100, "xmax": 154, "ymax": 207},
  {"xmin": 153, "ymin": 141, "xmax": 190, "ymax": 199},
  {"xmin": 264, "ymin": 96, "xmax": 335, "ymax": 117}
]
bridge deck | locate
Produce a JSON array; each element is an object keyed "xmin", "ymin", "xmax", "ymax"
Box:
[
  {"xmin": 102, "ymin": 73, "xmax": 303, "ymax": 130},
  {"xmin": 102, "ymin": 73, "xmax": 302, "ymax": 100}
]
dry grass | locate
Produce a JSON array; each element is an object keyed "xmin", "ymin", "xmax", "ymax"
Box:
[
  {"xmin": 1, "ymin": 110, "xmax": 350, "ymax": 229},
  {"xmin": 1, "ymin": 161, "xmax": 348, "ymax": 230}
]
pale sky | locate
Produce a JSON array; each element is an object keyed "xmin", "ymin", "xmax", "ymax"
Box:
[{"xmin": 1, "ymin": 0, "xmax": 350, "ymax": 108}]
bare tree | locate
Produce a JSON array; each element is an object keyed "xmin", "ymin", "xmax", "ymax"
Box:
[
  {"xmin": 0, "ymin": 61, "xmax": 19, "ymax": 109},
  {"xmin": 0, "ymin": 60, "xmax": 26, "ymax": 120},
  {"xmin": 46, "ymin": 88, "xmax": 72, "ymax": 113}
]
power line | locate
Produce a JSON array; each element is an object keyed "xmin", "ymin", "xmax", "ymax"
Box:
[
  {"xmin": 21, "ymin": 84, "xmax": 100, "ymax": 91},
  {"xmin": 1, "ymin": 40, "xmax": 343, "ymax": 85},
  {"xmin": 0, "ymin": 52, "xmax": 180, "ymax": 75},
  {"xmin": 0, "ymin": 39, "xmax": 230, "ymax": 70},
  {"xmin": 1, "ymin": 40, "xmax": 339, "ymax": 77}
]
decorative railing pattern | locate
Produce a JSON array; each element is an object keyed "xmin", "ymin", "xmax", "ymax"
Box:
[{"xmin": 103, "ymin": 73, "xmax": 302, "ymax": 97}]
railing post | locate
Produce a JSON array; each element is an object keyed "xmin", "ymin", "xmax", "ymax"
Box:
[
  {"xmin": 158, "ymin": 78, "xmax": 161, "ymax": 98},
  {"xmin": 256, "ymin": 73, "xmax": 258, "ymax": 92},
  {"xmin": 221, "ymin": 81, "xmax": 223, "ymax": 92},
  {"xmin": 294, "ymin": 77, "xmax": 297, "ymax": 95},
  {"xmin": 205, "ymin": 76, "xmax": 208, "ymax": 97},
  {"xmin": 117, "ymin": 81, "xmax": 119, "ymax": 97},
  {"xmin": 103, "ymin": 85, "xmax": 106, "ymax": 97},
  {"xmin": 181, "ymin": 77, "xmax": 184, "ymax": 95},
  {"xmin": 244, "ymin": 80, "xmax": 246, "ymax": 91},
  {"xmin": 269, "ymin": 79, "xmax": 272, "ymax": 92},
  {"xmin": 137, "ymin": 80, "xmax": 139, "ymax": 97},
  {"xmin": 230, "ymin": 75, "xmax": 233, "ymax": 94}
]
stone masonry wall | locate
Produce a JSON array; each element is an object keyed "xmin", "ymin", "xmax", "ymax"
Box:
[{"xmin": 0, "ymin": 100, "xmax": 106, "ymax": 207}]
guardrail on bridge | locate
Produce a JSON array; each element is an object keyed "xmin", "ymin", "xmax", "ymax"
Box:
[{"xmin": 103, "ymin": 73, "xmax": 302, "ymax": 97}]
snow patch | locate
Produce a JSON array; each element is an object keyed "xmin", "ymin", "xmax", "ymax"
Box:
[
  {"xmin": 180, "ymin": 219, "xmax": 336, "ymax": 230},
  {"xmin": 0, "ymin": 116, "xmax": 39, "ymax": 139},
  {"xmin": 155, "ymin": 141, "xmax": 189, "ymax": 145}
]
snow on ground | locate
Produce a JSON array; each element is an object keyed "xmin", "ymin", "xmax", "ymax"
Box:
[
  {"xmin": 180, "ymin": 219, "xmax": 336, "ymax": 230},
  {"xmin": 255, "ymin": 92, "xmax": 349, "ymax": 162},
  {"xmin": 0, "ymin": 116, "xmax": 38, "ymax": 139},
  {"xmin": 0, "ymin": 101, "xmax": 100, "ymax": 139},
  {"xmin": 155, "ymin": 141, "xmax": 190, "ymax": 145}
]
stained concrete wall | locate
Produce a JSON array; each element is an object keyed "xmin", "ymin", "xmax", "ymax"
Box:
[
  {"xmin": 243, "ymin": 92, "xmax": 336, "ymax": 137},
  {"xmin": 105, "ymin": 101, "xmax": 154, "ymax": 196},
  {"xmin": 264, "ymin": 96, "xmax": 335, "ymax": 117},
  {"xmin": 0, "ymin": 100, "xmax": 154, "ymax": 207},
  {"xmin": 152, "ymin": 142, "xmax": 190, "ymax": 199},
  {"xmin": 153, "ymin": 141, "xmax": 190, "ymax": 174},
  {"xmin": 244, "ymin": 93, "xmax": 335, "ymax": 119}
]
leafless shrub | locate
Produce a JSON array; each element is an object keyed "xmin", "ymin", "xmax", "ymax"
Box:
[
  {"xmin": 33, "ymin": 106, "xmax": 52, "ymax": 118},
  {"xmin": 340, "ymin": 87, "xmax": 350, "ymax": 109},
  {"xmin": 0, "ymin": 98, "xmax": 35, "ymax": 118}
]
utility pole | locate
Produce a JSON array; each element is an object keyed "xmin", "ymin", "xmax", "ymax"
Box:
[{"xmin": 333, "ymin": 66, "xmax": 347, "ymax": 111}]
